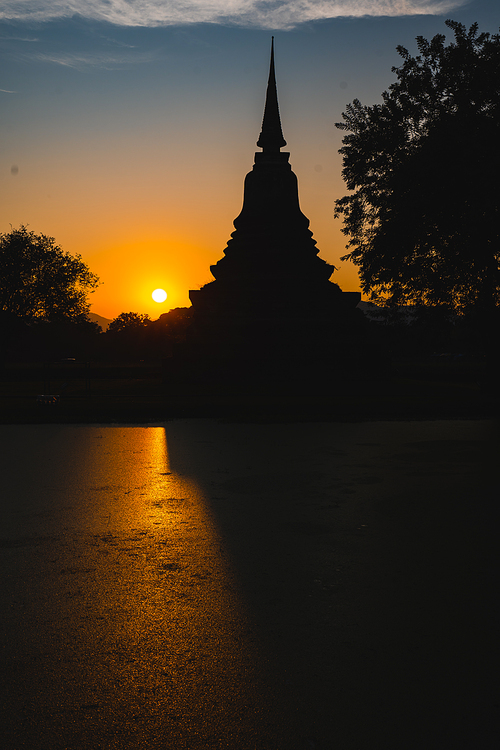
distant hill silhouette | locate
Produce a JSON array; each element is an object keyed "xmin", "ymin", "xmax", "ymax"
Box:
[{"xmin": 89, "ymin": 312, "xmax": 112, "ymax": 331}]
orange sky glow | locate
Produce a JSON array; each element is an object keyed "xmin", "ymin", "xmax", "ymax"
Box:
[
  {"xmin": 3, "ymin": 109, "xmax": 362, "ymax": 320},
  {"xmin": 3, "ymin": 8, "xmax": 489, "ymax": 322}
]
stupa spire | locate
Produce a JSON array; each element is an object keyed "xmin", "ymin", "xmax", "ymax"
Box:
[
  {"xmin": 188, "ymin": 36, "xmax": 362, "ymax": 370},
  {"xmin": 257, "ymin": 37, "xmax": 287, "ymax": 153}
]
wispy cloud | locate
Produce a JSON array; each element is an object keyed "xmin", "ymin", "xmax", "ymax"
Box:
[
  {"xmin": 0, "ymin": 88, "xmax": 18, "ymax": 93},
  {"xmin": 31, "ymin": 48, "xmax": 162, "ymax": 70},
  {"xmin": 0, "ymin": 34, "xmax": 39, "ymax": 42},
  {"xmin": 0, "ymin": 1, "xmax": 467, "ymax": 30}
]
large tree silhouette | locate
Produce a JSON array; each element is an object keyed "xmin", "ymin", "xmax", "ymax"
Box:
[
  {"xmin": 0, "ymin": 226, "xmax": 99, "ymax": 321},
  {"xmin": 335, "ymin": 20, "xmax": 500, "ymax": 315}
]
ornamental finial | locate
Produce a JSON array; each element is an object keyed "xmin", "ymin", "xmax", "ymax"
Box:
[{"xmin": 257, "ymin": 37, "xmax": 287, "ymax": 153}]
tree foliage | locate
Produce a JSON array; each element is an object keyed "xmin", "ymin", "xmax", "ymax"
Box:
[
  {"xmin": 0, "ymin": 226, "xmax": 100, "ymax": 321},
  {"xmin": 107, "ymin": 312, "xmax": 151, "ymax": 334},
  {"xmin": 155, "ymin": 307, "xmax": 192, "ymax": 338},
  {"xmin": 335, "ymin": 20, "xmax": 500, "ymax": 313}
]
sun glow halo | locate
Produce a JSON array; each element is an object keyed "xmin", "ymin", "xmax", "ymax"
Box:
[{"xmin": 152, "ymin": 288, "xmax": 167, "ymax": 303}]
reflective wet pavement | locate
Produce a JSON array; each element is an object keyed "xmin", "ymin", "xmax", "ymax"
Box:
[{"xmin": 1, "ymin": 420, "xmax": 498, "ymax": 749}]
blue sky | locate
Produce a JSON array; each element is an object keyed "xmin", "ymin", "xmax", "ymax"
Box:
[{"xmin": 1, "ymin": 1, "xmax": 498, "ymax": 317}]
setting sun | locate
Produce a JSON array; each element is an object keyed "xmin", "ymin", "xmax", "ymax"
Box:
[{"xmin": 152, "ymin": 288, "xmax": 168, "ymax": 303}]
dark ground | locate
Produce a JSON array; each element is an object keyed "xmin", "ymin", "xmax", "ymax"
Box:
[{"xmin": 0, "ymin": 355, "xmax": 497, "ymax": 424}]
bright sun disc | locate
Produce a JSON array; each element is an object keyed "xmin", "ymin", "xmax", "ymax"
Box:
[{"xmin": 152, "ymin": 288, "xmax": 167, "ymax": 303}]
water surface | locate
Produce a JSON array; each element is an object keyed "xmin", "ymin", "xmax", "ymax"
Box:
[{"xmin": 1, "ymin": 420, "xmax": 497, "ymax": 749}]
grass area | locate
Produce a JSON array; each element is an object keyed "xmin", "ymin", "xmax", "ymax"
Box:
[{"xmin": 0, "ymin": 356, "xmax": 496, "ymax": 423}]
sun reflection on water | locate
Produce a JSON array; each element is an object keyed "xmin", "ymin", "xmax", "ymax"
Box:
[
  {"xmin": 1, "ymin": 424, "xmax": 271, "ymax": 746},
  {"xmin": 55, "ymin": 425, "xmax": 264, "ymax": 745}
]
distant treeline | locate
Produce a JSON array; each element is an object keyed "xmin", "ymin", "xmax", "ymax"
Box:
[
  {"xmin": 0, "ymin": 307, "xmax": 193, "ymax": 364},
  {"xmin": 0, "ymin": 303, "xmax": 489, "ymax": 366}
]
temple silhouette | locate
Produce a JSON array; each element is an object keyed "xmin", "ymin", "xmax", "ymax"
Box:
[{"xmin": 184, "ymin": 39, "xmax": 363, "ymax": 385}]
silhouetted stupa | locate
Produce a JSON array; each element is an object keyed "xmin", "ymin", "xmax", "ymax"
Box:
[{"xmin": 187, "ymin": 39, "xmax": 362, "ymax": 376}]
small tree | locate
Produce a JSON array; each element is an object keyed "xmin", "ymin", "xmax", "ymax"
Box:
[
  {"xmin": 0, "ymin": 226, "xmax": 100, "ymax": 321},
  {"xmin": 335, "ymin": 20, "xmax": 500, "ymax": 316},
  {"xmin": 107, "ymin": 312, "xmax": 151, "ymax": 334}
]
